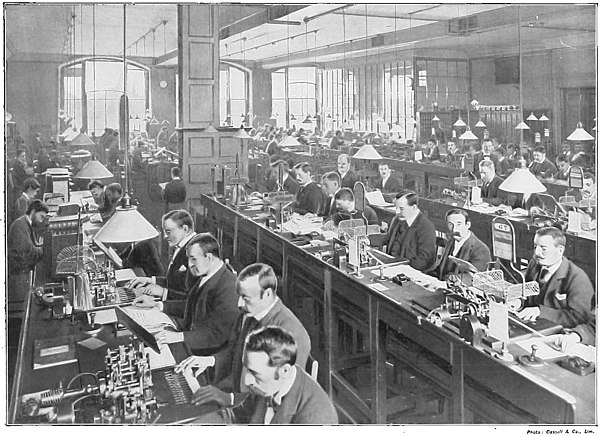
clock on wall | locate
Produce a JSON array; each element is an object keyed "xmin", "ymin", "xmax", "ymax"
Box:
[{"xmin": 159, "ymin": 80, "xmax": 168, "ymax": 89}]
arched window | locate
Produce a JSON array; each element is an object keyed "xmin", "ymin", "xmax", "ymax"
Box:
[
  {"xmin": 60, "ymin": 57, "xmax": 149, "ymax": 136},
  {"xmin": 220, "ymin": 63, "xmax": 249, "ymax": 127},
  {"xmin": 271, "ymin": 67, "xmax": 317, "ymax": 129}
]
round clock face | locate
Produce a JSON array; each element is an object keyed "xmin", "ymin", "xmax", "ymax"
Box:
[{"xmin": 159, "ymin": 80, "xmax": 168, "ymax": 89}]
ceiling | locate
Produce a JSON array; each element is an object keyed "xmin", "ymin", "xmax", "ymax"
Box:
[{"xmin": 5, "ymin": 3, "xmax": 596, "ymax": 68}]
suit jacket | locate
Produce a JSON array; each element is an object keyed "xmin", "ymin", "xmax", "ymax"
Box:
[
  {"xmin": 162, "ymin": 178, "xmax": 186, "ymax": 205},
  {"xmin": 433, "ymin": 233, "xmax": 491, "ymax": 280},
  {"xmin": 12, "ymin": 159, "xmax": 27, "ymax": 190},
  {"xmin": 570, "ymin": 305, "xmax": 596, "ymax": 346},
  {"xmin": 480, "ymin": 175, "xmax": 506, "ymax": 206},
  {"xmin": 319, "ymin": 194, "xmax": 340, "ymax": 218},
  {"xmin": 337, "ymin": 170, "xmax": 359, "ymax": 189},
  {"xmin": 529, "ymin": 158, "xmax": 557, "ymax": 178},
  {"xmin": 379, "ymin": 212, "xmax": 436, "ymax": 272},
  {"xmin": 524, "ymin": 257, "xmax": 594, "ymax": 329},
  {"xmin": 213, "ymin": 298, "xmax": 311, "ymax": 393},
  {"xmin": 203, "ymin": 367, "xmax": 337, "ymax": 424},
  {"xmin": 283, "ymin": 175, "xmax": 300, "ymax": 196},
  {"xmin": 375, "ymin": 174, "xmax": 402, "ymax": 193},
  {"xmin": 473, "ymin": 152, "xmax": 501, "ymax": 178},
  {"xmin": 163, "ymin": 263, "xmax": 239, "ymax": 354},
  {"xmin": 330, "ymin": 206, "xmax": 379, "ymax": 227},
  {"xmin": 293, "ymin": 181, "xmax": 324, "ymax": 215},
  {"xmin": 13, "ymin": 193, "xmax": 31, "ymax": 222},
  {"xmin": 8, "ymin": 216, "xmax": 44, "ymax": 274},
  {"xmin": 156, "ymin": 234, "xmax": 195, "ymax": 300},
  {"xmin": 120, "ymin": 239, "xmax": 165, "ymax": 277}
]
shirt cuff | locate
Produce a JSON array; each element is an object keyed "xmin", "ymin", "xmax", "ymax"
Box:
[
  {"xmin": 157, "ymin": 301, "xmax": 164, "ymax": 311},
  {"xmin": 229, "ymin": 393, "xmax": 235, "ymax": 407},
  {"xmin": 151, "ymin": 276, "xmax": 156, "ymax": 284},
  {"xmin": 161, "ymin": 286, "xmax": 168, "ymax": 301}
]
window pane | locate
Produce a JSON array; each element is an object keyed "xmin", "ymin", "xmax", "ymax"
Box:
[{"xmin": 229, "ymin": 67, "xmax": 246, "ymax": 99}]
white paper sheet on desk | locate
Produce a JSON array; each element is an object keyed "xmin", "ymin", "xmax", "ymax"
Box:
[
  {"xmin": 371, "ymin": 265, "xmax": 445, "ymax": 290},
  {"xmin": 365, "ymin": 190, "xmax": 393, "ymax": 207},
  {"xmin": 515, "ymin": 338, "xmax": 568, "ymax": 361},
  {"xmin": 145, "ymin": 345, "xmax": 176, "ymax": 370},
  {"xmin": 121, "ymin": 306, "xmax": 177, "ymax": 331},
  {"xmin": 95, "ymin": 308, "xmax": 117, "ymax": 325},
  {"xmin": 115, "ymin": 268, "xmax": 137, "ymax": 283},
  {"xmin": 282, "ymin": 216, "xmax": 323, "ymax": 235}
]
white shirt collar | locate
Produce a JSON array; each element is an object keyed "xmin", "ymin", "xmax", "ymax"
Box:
[
  {"xmin": 272, "ymin": 366, "xmax": 297, "ymax": 406},
  {"xmin": 199, "ymin": 260, "xmax": 224, "ymax": 286},
  {"xmin": 381, "ymin": 174, "xmax": 390, "ymax": 185},
  {"xmin": 252, "ymin": 296, "xmax": 279, "ymax": 321},
  {"xmin": 24, "ymin": 214, "xmax": 32, "ymax": 226},
  {"xmin": 543, "ymin": 258, "xmax": 563, "ymax": 278},
  {"xmin": 172, "ymin": 177, "xmax": 181, "ymax": 181},
  {"xmin": 175, "ymin": 231, "xmax": 196, "ymax": 250},
  {"xmin": 282, "ymin": 172, "xmax": 289, "ymax": 183},
  {"xmin": 338, "ymin": 170, "xmax": 348, "ymax": 178},
  {"xmin": 404, "ymin": 210, "xmax": 420, "ymax": 227}
]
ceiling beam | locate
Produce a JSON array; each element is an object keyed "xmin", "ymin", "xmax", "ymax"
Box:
[
  {"xmin": 332, "ymin": 11, "xmax": 441, "ymax": 22},
  {"xmin": 219, "ymin": 5, "xmax": 309, "ymax": 40},
  {"xmin": 154, "ymin": 48, "xmax": 177, "ymax": 65}
]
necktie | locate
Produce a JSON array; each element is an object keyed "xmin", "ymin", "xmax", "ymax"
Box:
[{"xmin": 538, "ymin": 267, "xmax": 551, "ymax": 285}]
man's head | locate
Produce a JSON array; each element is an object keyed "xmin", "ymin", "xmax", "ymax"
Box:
[
  {"xmin": 507, "ymin": 143, "xmax": 516, "ymax": 155},
  {"xmin": 16, "ymin": 149, "xmax": 26, "ymax": 161},
  {"xmin": 88, "ymin": 180, "xmax": 105, "ymax": 198},
  {"xmin": 162, "ymin": 209, "xmax": 194, "ymax": 247},
  {"xmin": 321, "ymin": 171, "xmax": 341, "ymax": 196},
  {"xmin": 171, "ymin": 167, "xmax": 181, "ymax": 179},
  {"xmin": 106, "ymin": 183, "xmax": 123, "ymax": 203},
  {"xmin": 533, "ymin": 146, "xmax": 546, "ymax": 163},
  {"xmin": 583, "ymin": 172, "xmax": 595, "ymax": 191},
  {"xmin": 27, "ymin": 200, "xmax": 49, "ymax": 226},
  {"xmin": 337, "ymin": 154, "xmax": 351, "ymax": 174},
  {"xmin": 293, "ymin": 162, "xmax": 313, "ymax": 185},
  {"xmin": 445, "ymin": 209, "xmax": 471, "ymax": 242},
  {"xmin": 186, "ymin": 233, "xmax": 220, "ymax": 276},
  {"xmin": 556, "ymin": 154, "xmax": 569, "ymax": 173},
  {"xmin": 334, "ymin": 188, "xmax": 355, "ymax": 213},
  {"xmin": 242, "ymin": 326, "xmax": 297, "ymax": 398},
  {"xmin": 236, "ymin": 263, "xmax": 278, "ymax": 316},
  {"xmin": 427, "ymin": 138, "xmax": 435, "ymax": 148},
  {"xmin": 23, "ymin": 178, "xmax": 40, "ymax": 198},
  {"xmin": 335, "ymin": 130, "xmax": 342, "ymax": 139},
  {"xmin": 479, "ymin": 159, "xmax": 496, "ymax": 183},
  {"xmin": 378, "ymin": 162, "xmax": 391, "ymax": 179},
  {"xmin": 482, "ymin": 139, "xmax": 494, "ymax": 155},
  {"xmin": 393, "ymin": 190, "xmax": 419, "ymax": 222},
  {"xmin": 533, "ymin": 227, "xmax": 565, "ymax": 267},
  {"xmin": 561, "ymin": 142, "xmax": 572, "ymax": 154}
]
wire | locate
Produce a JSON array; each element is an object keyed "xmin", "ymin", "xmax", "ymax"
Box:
[{"xmin": 66, "ymin": 372, "xmax": 99, "ymax": 391}]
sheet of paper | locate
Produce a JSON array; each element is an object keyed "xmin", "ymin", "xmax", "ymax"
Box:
[
  {"xmin": 515, "ymin": 338, "xmax": 568, "ymax": 361},
  {"xmin": 369, "ymin": 283, "xmax": 389, "ymax": 292},
  {"xmin": 78, "ymin": 336, "xmax": 107, "ymax": 351},
  {"xmin": 145, "ymin": 346, "xmax": 176, "ymax": 370},
  {"xmin": 365, "ymin": 190, "xmax": 393, "ymax": 207},
  {"xmin": 94, "ymin": 308, "xmax": 117, "ymax": 325},
  {"xmin": 115, "ymin": 268, "xmax": 137, "ymax": 282},
  {"xmin": 489, "ymin": 301, "xmax": 509, "ymax": 345},
  {"xmin": 374, "ymin": 265, "xmax": 445, "ymax": 290},
  {"xmin": 121, "ymin": 306, "xmax": 177, "ymax": 331}
]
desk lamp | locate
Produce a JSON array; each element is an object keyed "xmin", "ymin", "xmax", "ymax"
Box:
[
  {"xmin": 498, "ymin": 158, "xmax": 546, "ymax": 209},
  {"xmin": 353, "ymin": 144, "xmax": 382, "ymax": 189},
  {"xmin": 71, "ymin": 132, "xmax": 95, "ymax": 148},
  {"xmin": 74, "ymin": 159, "xmax": 113, "ymax": 180}
]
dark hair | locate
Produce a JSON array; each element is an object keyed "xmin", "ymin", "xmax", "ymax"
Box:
[
  {"xmin": 106, "ymin": 183, "xmax": 123, "ymax": 197},
  {"xmin": 556, "ymin": 154, "xmax": 568, "ymax": 163},
  {"xmin": 171, "ymin": 167, "xmax": 181, "ymax": 178},
  {"xmin": 495, "ymin": 146, "xmax": 507, "ymax": 157},
  {"xmin": 88, "ymin": 180, "xmax": 104, "ymax": 190},
  {"xmin": 186, "ymin": 232, "xmax": 220, "ymax": 258},
  {"xmin": 270, "ymin": 159, "xmax": 289, "ymax": 171},
  {"xmin": 583, "ymin": 172, "xmax": 595, "ymax": 182},
  {"xmin": 293, "ymin": 162, "xmax": 312, "ymax": 174},
  {"xmin": 23, "ymin": 178, "xmax": 40, "ymax": 192},
  {"xmin": 322, "ymin": 171, "xmax": 341, "ymax": 185},
  {"xmin": 27, "ymin": 199, "xmax": 49, "ymax": 215},
  {"xmin": 238, "ymin": 263, "xmax": 278, "ymax": 298},
  {"xmin": 536, "ymin": 226, "xmax": 566, "ymax": 247},
  {"xmin": 244, "ymin": 326, "xmax": 297, "ymax": 367},
  {"xmin": 162, "ymin": 209, "xmax": 194, "ymax": 230},
  {"xmin": 445, "ymin": 208, "xmax": 470, "ymax": 223},
  {"xmin": 395, "ymin": 190, "xmax": 418, "ymax": 206},
  {"xmin": 334, "ymin": 187, "xmax": 354, "ymax": 202},
  {"xmin": 378, "ymin": 161, "xmax": 391, "ymax": 168},
  {"xmin": 534, "ymin": 146, "xmax": 546, "ymax": 154}
]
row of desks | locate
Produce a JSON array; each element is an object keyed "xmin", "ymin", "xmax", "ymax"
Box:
[{"xmin": 197, "ymin": 195, "xmax": 595, "ymax": 424}]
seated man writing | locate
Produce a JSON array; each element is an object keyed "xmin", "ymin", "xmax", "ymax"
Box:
[{"xmin": 322, "ymin": 188, "xmax": 378, "ymax": 231}]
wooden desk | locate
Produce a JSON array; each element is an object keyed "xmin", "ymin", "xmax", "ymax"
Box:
[{"xmin": 198, "ymin": 195, "xmax": 595, "ymax": 424}]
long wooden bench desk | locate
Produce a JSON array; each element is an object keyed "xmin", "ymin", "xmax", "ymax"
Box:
[{"xmin": 198, "ymin": 194, "xmax": 595, "ymax": 424}]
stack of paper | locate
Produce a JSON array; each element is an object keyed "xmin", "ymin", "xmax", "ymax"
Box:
[
  {"xmin": 365, "ymin": 190, "xmax": 393, "ymax": 207},
  {"xmin": 121, "ymin": 306, "xmax": 177, "ymax": 333}
]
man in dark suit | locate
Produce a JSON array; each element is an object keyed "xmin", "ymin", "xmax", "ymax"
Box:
[
  {"xmin": 518, "ymin": 227, "xmax": 594, "ymax": 329},
  {"xmin": 162, "ymin": 166, "xmax": 187, "ymax": 206},
  {"xmin": 319, "ymin": 171, "xmax": 341, "ymax": 218},
  {"xmin": 472, "ymin": 140, "xmax": 501, "ymax": 178},
  {"xmin": 193, "ymin": 327, "xmax": 337, "ymax": 424},
  {"xmin": 323, "ymin": 188, "xmax": 378, "ymax": 229},
  {"xmin": 119, "ymin": 238, "xmax": 165, "ymax": 277},
  {"xmin": 529, "ymin": 146, "xmax": 557, "ymax": 179},
  {"xmin": 291, "ymin": 162, "xmax": 324, "ymax": 215},
  {"xmin": 8, "ymin": 200, "xmax": 48, "ymax": 275},
  {"xmin": 432, "ymin": 209, "xmax": 491, "ymax": 281},
  {"xmin": 371, "ymin": 191, "xmax": 436, "ymax": 272},
  {"xmin": 127, "ymin": 209, "xmax": 196, "ymax": 300},
  {"xmin": 375, "ymin": 162, "xmax": 402, "ymax": 193},
  {"xmin": 11, "ymin": 149, "xmax": 29, "ymax": 193},
  {"xmin": 336, "ymin": 154, "xmax": 359, "ymax": 189},
  {"xmin": 271, "ymin": 160, "xmax": 299, "ymax": 195},
  {"xmin": 553, "ymin": 154, "xmax": 571, "ymax": 181},
  {"xmin": 134, "ymin": 233, "xmax": 238, "ymax": 354},
  {"xmin": 174, "ymin": 263, "xmax": 311, "ymax": 409},
  {"xmin": 479, "ymin": 159, "xmax": 506, "ymax": 206}
]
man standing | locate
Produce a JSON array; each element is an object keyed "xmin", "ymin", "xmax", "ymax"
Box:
[
  {"xmin": 174, "ymin": 263, "xmax": 311, "ymax": 409},
  {"xmin": 479, "ymin": 159, "xmax": 506, "ymax": 206},
  {"xmin": 518, "ymin": 227, "xmax": 594, "ymax": 329},
  {"xmin": 323, "ymin": 188, "xmax": 378, "ymax": 230},
  {"xmin": 162, "ymin": 167, "xmax": 187, "ymax": 209},
  {"xmin": 134, "ymin": 233, "xmax": 238, "ymax": 354},
  {"xmin": 192, "ymin": 327, "xmax": 337, "ymax": 424},
  {"xmin": 8, "ymin": 200, "xmax": 48, "ymax": 276},
  {"xmin": 336, "ymin": 154, "xmax": 358, "ymax": 189},
  {"xmin": 127, "ymin": 209, "xmax": 196, "ymax": 300},
  {"xmin": 372, "ymin": 191, "xmax": 436, "ymax": 272},
  {"xmin": 529, "ymin": 146, "xmax": 557, "ymax": 179},
  {"xmin": 433, "ymin": 209, "xmax": 491, "ymax": 281},
  {"xmin": 292, "ymin": 162, "xmax": 324, "ymax": 215},
  {"xmin": 375, "ymin": 162, "xmax": 402, "ymax": 193}
]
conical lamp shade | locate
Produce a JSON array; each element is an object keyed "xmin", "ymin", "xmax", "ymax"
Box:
[
  {"xmin": 150, "ymin": 117, "xmax": 160, "ymax": 125},
  {"xmin": 475, "ymin": 119, "xmax": 487, "ymax": 128},
  {"xmin": 94, "ymin": 206, "xmax": 159, "ymax": 244},
  {"xmin": 326, "ymin": 113, "xmax": 333, "ymax": 119},
  {"xmin": 432, "ymin": 115, "xmax": 440, "ymax": 122},
  {"xmin": 515, "ymin": 121, "xmax": 530, "ymax": 130},
  {"xmin": 233, "ymin": 128, "xmax": 251, "ymax": 139},
  {"xmin": 353, "ymin": 144, "xmax": 383, "ymax": 160},
  {"xmin": 279, "ymin": 135, "xmax": 301, "ymax": 147},
  {"xmin": 302, "ymin": 116, "xmax": 313, "ymax": 124},
  {"xmin": 499, "ymin": 167, "xmax": 547, "ymax": 194},
  {"xmin": 538, "ymin": 114, "xmax": 549, "ymax": 122},
  {"xmin": 459, "ymin": 128, "xmax": 478, "ymax": 140},
  {"xmin": 75, "ymin": 160, "xmax": 113, "ymax": 179},
  {"xmin": 204, "ymin": 124, "xmax": 218, "ymax": 133},
  {"xmin": 566, "ymin": 122, "xmax": 595, "ymax": 141},
  {"xmin": 453, "ymin": 117, "xmax": 467, "ymax": 127},
  {"xmin": 290, "ymin": 114, "xmax": 297, "ymax": 121},
  {"xmin": 526, "ymin": 112, "xmax": 538, "ymax": 121},
  {"xmin": 71, "ymin": 132, "xmax": 95, "ymax": 147}
]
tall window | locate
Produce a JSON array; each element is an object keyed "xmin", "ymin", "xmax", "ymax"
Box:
[
  {"xmin": 271, "ymin": 67, "xmax": 317, "ymax": 128},
  {"xmin": 415, "ymin": 59, "xmax": 468, "ymax": 111},
  {"xmin": 220, "ymin": 64, "xmax": 248, "ymax": 127},
  {"xmin": 61, "ymin": 58, "xmax": 149, "ymax": 136}
]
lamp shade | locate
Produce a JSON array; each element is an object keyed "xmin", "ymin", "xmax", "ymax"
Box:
[
  {"xmin": 475, "ymin": 119, "xmax": 487, "ymax": 128},
  {"xmin": 431, "ymin": 115, "xmax": 440, "ymax": 122},
  {"xmin": 75, "ymin": 160, "xmax": 113, "ymax": 179},
  {"xmin": 499, "ymin": 166, "xmax": 547, "ymax": 194},
  {"xmin": 459, "ymin": 127, "xmax": 478, "ymax": 140},
  {"xmin": 290, "ymin": 114, "xmax": 297, "ymax": 121},
  {"xmin": 566, "ymin": 122, "xmax": 595, "ymax": 141},
  {"xmin": 453, "ymin": 117, "xmax": 467, "ymax": 128},
  {"xmin": 94, "ymin": 206, "xmax": 159, "ymax": 244},
  {"xmin": 204, "ymin": 124, "xmax": 218, "ymax": 133},
  {"xmin": 279, "ymin": 135, "xmax": 301, "ymax": 147},
  {"xmin": 538, "ymin": 114, "xmax": 549, "ymax": 122},
  {"xmin": 233, "ymin": 128, "xmax": 251, "ymax": 139},
  {"xmin": 526, "ymin": 112, "xmax": 538, "ymax": 121},
  {"xmin": 71, "ymin": 132, "xmax": 95, "ymax": 147},
  {"xmin": 353, "ymin": 144, "xmax": 383, "ymax": 160},
  {"xmin": 302, "ymin": 116, "xmax": 313, "ymax": 124},
  {"xmin": 515, "ymin": 121, "xmax": 530, "ymax": 130}
]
